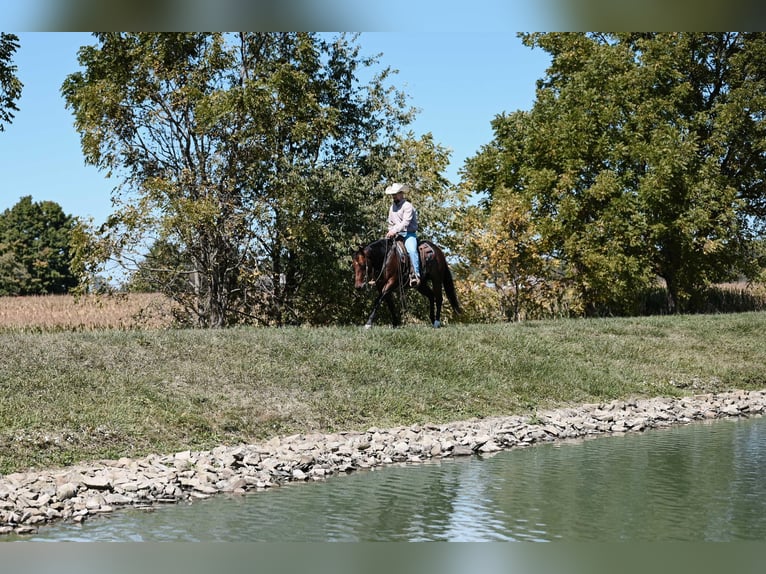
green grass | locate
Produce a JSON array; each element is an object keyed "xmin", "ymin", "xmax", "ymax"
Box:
[{"xmin": 1, "ymin": 312, "xmax": 765, "ymax": 474}]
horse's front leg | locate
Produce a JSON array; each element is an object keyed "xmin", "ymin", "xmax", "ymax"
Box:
[
  {"xmin": 385, "ymin": 292, "xmax": 400, "ymax": 327},
  {"xmin": 365, "ymin": 290, "xmax": 387, "ymax": 328},
  {"xmin": 366, "ymin": 278, "xmax": 398, "ymax": 328}
]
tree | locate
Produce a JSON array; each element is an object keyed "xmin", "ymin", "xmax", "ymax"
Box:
[
  {"xmin": 63, "ymin": 33, "xmax": 453, "ymax": 327},
  {"xmin": 0, "ymin": 33, "xmax": 22, "ymax": 132},
  {"xmin": 467, "ymin": 33, "xmax": 766, "ymax": 315},
  {"xmin": 123, "ymin": 237, "xmax": 191, "ymax": 295},
  {"xmin": 458, "ymin": 111, "xmax": 580, "ymax": 321},
  {"xmin": 0, "ymin": 196, "xmax": 79, "ymax": 295}
]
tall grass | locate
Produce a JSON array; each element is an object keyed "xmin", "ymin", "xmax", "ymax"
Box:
[
  {"xmin": 454, "ymin": 280, "xmax": 766, "ymax": 322},
  {"xmin": 700, "ymin": 282, "xmax": 766, "ymax": 313},
  {"xmin": 0, "ymin": 293, "xmax": 176, "ymax": 331},
  {"xmin": 1, "ymin": 312, "xmax": 765, "ymax": 474}
]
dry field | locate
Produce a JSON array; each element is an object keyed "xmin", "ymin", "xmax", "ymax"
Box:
[
  {"xmin": 706, "ymin": 281, "xmax": 766, "ymax": 312},
  {"xmin": 0, "ymin": 293, "xmax": 177, "ymax": 331}
]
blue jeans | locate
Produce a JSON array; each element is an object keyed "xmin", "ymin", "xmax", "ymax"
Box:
[{"xmin": 401, "ymin": 232, "xmax": 420, "ymax": 277}]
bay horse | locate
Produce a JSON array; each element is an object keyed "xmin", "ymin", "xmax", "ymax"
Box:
[{"xmin": 352, "ymin": 238, "xmax": 461, "ymax": 328}]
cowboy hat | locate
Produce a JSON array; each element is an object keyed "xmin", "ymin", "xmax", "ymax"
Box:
[{"xmin": 384, "ymin": 182, "xmax": 410, "ymax": 195}]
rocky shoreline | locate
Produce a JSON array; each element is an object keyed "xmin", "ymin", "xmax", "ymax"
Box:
[{"xmin": 1, "ymin": 389, "xmax": 764, "ymax": 537}]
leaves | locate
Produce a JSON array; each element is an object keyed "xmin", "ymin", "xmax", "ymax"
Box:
[
  {"xmin": 0, "ymin": 33, "xmax": 22, "ymax": 132},
  {"xmin": 467, "ymin": 33, "xmax": 766, "ymax": 317}
]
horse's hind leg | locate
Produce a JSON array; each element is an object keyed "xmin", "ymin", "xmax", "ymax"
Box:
[
  {"xmin": 433, "ymin": 284, "xmax": 443, "ymax": 328},
  {"xmin": 417, "ymin": 282, "xmax": 440, "ymax": 328}
]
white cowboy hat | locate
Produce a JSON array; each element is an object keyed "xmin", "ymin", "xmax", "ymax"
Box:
[{"xmin": 384, "ymin": 182, "xmax": 410, "ymax": 195}]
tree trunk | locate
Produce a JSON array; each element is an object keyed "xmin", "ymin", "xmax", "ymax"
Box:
[{"xmin": 664, "ymin": 271, "xmax": 679, "ymax": 314}]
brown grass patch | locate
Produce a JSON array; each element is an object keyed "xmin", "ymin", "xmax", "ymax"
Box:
[{"xmin": 0, "ymin": 293, "xmax": 177, "ymax": 331}]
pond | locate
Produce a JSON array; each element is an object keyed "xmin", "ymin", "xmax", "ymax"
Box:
[{"xmin": 22, "ymin": 415, "xmax": 766, "ymax": 542}]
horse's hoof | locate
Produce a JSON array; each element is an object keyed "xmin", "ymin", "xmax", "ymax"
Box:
[
  {"xmin": 433, "ymin": 320, "xmax": 441, "ymax": 328},
  {"xmin": 364, "ymin": 324, "xmax": 372, "ymax": 330}
]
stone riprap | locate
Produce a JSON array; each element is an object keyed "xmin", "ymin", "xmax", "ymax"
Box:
[{"xmin": 1, "ymin": 389, "xmax": 764, "ymax": 536}]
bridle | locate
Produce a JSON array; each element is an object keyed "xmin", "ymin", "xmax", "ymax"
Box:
[
  {"xmin": 363, "ymin": 246, "xmax": 384, "ymax": 287},
  {"xmin": 357, "ymin": 240, "xmax": 391, "ymax": 288},
  {"xmin": 354, "ymin": 247, "xmax": 374, "ymax": 288}
]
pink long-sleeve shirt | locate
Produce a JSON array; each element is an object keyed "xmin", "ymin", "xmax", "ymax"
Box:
[{"xmin": 387, "ymin": 199, "xmax": 418, "ymax": 235}]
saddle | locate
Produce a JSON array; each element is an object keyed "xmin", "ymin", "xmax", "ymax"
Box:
[
  {"xmin": 418, "ymin": 241, "xmax": 435, "ymax": 264},
  {"xmin": 393, "ymin": 237, "xmax": 435, "ymax": 279}
]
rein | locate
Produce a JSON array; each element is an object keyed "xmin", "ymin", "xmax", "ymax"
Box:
[
  {"xmin": 367, "ymin": 264, "xmax": 386, "ymax": 287},
  {"xmin": 365, "ymin": 238, "xmax": 391, "ymax": 287}
]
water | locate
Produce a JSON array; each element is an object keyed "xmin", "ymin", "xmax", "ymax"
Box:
[{"xmin": 23, "ymin": 416, "xmax": 766, "ymax": 542}]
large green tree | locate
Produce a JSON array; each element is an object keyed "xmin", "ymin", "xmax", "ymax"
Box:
[
  {"xmin": 64, "ymin": 33, "xmax": 454, "ymax": 326},
  {"xmin": 0, "ymin": 33, "xmax": 22, "ymax": 132},
  {"xmin": 0, "ymin": 196, "xmax": 78, "ymax": 295},
  {"xmin": 465, "ymin": 32, "xmax": 766, "ymax": 315}
]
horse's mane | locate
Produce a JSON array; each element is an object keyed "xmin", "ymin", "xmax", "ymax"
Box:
[
  {"xmin": 366, "ymin": 238, "xmax": 390, "ymax": 267},
  {"xmin": 368, "ymin": 238, "xmax": 389, "ymax": 250}
]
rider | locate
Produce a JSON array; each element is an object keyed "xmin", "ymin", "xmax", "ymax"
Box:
[{"xmin": 384, "ymin": 182, "xmax": 420, "ymax": 287}]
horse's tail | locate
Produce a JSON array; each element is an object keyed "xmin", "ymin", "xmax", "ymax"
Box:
[{"xmin": 442, "ymin": 259, "xmax": 462, "ymax": 315}]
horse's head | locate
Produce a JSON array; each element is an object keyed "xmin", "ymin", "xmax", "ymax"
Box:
[{"xmin": 351, "ymin": 246, "xmax": 370, "ymax": 289}]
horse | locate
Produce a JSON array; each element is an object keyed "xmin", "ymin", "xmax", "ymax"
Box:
[{"xmin": 352, "ymin": 237, "xmax": 461, "ymax": 328}]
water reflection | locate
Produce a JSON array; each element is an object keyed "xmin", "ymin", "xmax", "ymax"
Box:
[{"xmin": 24, "ymin": 416, "xmax": 766, "ymax": 542}]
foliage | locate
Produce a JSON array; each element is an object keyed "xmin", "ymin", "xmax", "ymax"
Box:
[
  {"xmin": 0, "ymin": 196, "xmax": 79, "ymax": 295},
  {"xmin": 456, "ymin": 188, "xmax": 553, "ymax": 321},
  {"xmin": 123, "ymin": 238, "xmax": 191, "ymax": 296},
  {"xmin": 0, "ymin": 33, "xmax": 22, "ymax": 132},
  {"xmin": 463, "ymin": 33, "xmax": 766, "ymax": 317},
  {"xmin": 63, "ymin": 33, "xmax": 457, "ymax": 327}
]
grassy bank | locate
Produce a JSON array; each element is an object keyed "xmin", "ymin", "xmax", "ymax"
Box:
[{"xmin": 1, "ymin": 312, "xmax": 765, "ymax": 474}]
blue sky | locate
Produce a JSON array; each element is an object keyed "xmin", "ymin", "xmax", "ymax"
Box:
[{"xmin": 0, "ymin": 32, "xmax": 551, "ymax": 225}]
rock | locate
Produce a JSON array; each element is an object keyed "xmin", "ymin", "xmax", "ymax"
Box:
[
  {"xmin": 265, "ymin": 436, "xmax": 281, "ymax": 449},
  {"xmin": 85, "ymin": 495, "xmax": 104, "ymax": 510},
  {"xmin": 292, "ymin": 469, "xmax": 307, "ymax": 481},
  {"xmin": 721, "ymin": 405, "xmax": 741, "ymax": 416},
  {"xmin": 309, "ymin": 468, "xmax": 327, "ymax": 479},
  {"xmin": 105, "ymin": 493, "xmax": 134, "ymax": 505},
  {"xmin": 478, "ymin": 440, "xmax": 502, "ymax": 453},
  {"xmin": 221, "ymin": 478, "xmax": 247, "ymax": 492},
  {"xmin": 82, "ymin": 475, "xmax": 111, "ymax": 490},
  {"xmin": 56, "ymin": 483, "xmax": 79, "ymax": 501},
  {"xmin": 451, "ymin": 445, "xmax": 474, "ymax": 457},
  {"xmin": 193, "ymin": 484, "xmax": 219, "ymax": 495}
]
